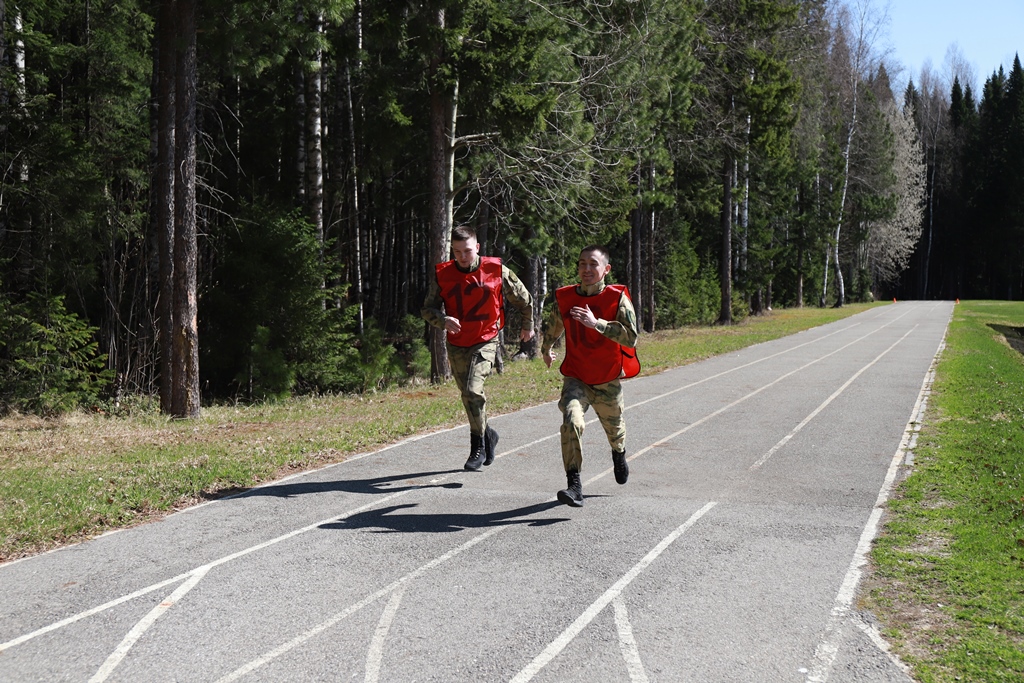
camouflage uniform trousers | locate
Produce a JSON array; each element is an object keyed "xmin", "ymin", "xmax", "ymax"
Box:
[
  {"xmin": 558, "ymin": 375, "xmax": 625, "ymax": 474},
  {"xmin": 447, "ymin": 339, "xmax": 498, "ymax": 437}
]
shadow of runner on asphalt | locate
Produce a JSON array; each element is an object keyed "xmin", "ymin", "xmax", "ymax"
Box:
[
  {"xmin": 235, "ymin": 469, "xmax": 466, "ymax": 499},
  {"xmin": 319, "ymin": 500, "xmax": 569, "ymax": 533}
]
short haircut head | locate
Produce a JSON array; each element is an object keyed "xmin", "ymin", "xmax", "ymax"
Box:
[
  {"xmin": 580, "ymin": 244, "xmax": 610, "ymax": 264},
  {"xmin": 451, "ymin": 225, "xmax": 477, "ymax": 244}
]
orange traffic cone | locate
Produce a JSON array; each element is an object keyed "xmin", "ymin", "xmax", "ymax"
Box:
[
  {"xmin": 893, "ymin": 297, "xmax": 897, "ymax": 303},
  {"xmin": 956, "ymin": 298, "xmax": 960, "ymax": 304}
]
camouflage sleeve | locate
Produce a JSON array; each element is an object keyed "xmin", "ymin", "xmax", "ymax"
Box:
[
  {"xmin": 501, "ymin": 265, "xmax": 534, "ymax": 332},
  {"xmin": 420, "ymin": 274, "xmax": 447, "ymax": 330},
  {"xmin": 594, "ymin": 291, "xmax": 638, "ymax": 348},
  {"xmin": 540, "ymin": 305, "xmax": 564, "ymax": 355}
]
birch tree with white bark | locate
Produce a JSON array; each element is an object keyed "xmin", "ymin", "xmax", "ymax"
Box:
[{"xmin": 821, "ymin": 0, "xmax": 886, "ymax": 307}]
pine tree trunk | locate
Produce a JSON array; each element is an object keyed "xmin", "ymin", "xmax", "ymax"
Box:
[
  {"xmin": 645, "ymin": 206, "xmax": 656, "ymax": 332},
  {"xmin": 305, "ymin": 15, "xmax": 324, "ymax": 264},
  {"xmin": 740, "ymin": 116, "xmax": 751, "ymax": 286},
  {"xmin": 630, "ymin": 205, "xmax": 642, "ymax": 320},
  {"xmin": 427, "ymin": 7, "xmax": 455, "ymax": 383},
  {"xmin": 12, "ymin": 8, "xmax": 26, "ymax": 182},
  {"xmin": 0, "ymin": 0, "xmax": 6, "ymax": 246},
  {"xmin": 343, "ymin": 59, "xmax": 364, "ymax": 334},
  {"xmin": 527, "ymin": 253, "xmax": 544, "ymax": 357},
  {"xmin": 171, "ymin": 0, "xmax": 199, "ymax": 418},
  {"xmin": 155, "ymin": 0, "xmax": 176, "ymax": 413},
  {"xmin": 0, "ymin": 1, "xmax": 7, "ymax": 122},
  {"xmin": 922, "ymin": 156, "xmax": 935, "ymax": 298},
  {"xmin": 0, "ymin": 1, "xmax": 6, "ymax": 104},
  {"xmin": 293, "ymin": 58, "xmax": 306, "ymax": 204},
  {"xmin": 645, "ymin": 161, "xmax": 656, "ymax": 332},
  {"xmin": 795, "ymin": 184, "xmax": 805, "ymax": 308},
  {"xmin": 718, "ymin": 154, "xmax": 734, "ymax": 325}
]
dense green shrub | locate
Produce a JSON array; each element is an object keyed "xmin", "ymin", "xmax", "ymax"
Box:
[
  {"xmin": 202, "ymin": 203, "xmax": 363, "ymax": 401},
  {"xmin": 656, "ymin": 251, "xmax": 722, "ymax": 327},
  {"xmin": 394, "ymin": 315, "xmax": 432, "ymax": 379},
  {"xmin": 0, "ymin": 293, "xmax": 111, "ymax": 415}
]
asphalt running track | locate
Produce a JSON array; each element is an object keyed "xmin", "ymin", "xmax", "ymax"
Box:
[{"xmin": 0, "ymin": 301, "xmax": 952, "ymax": 682}]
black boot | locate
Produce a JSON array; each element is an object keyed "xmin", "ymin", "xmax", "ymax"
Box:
[
  {"xmin": 483, "ymin": 425, "xmax": 499, "ymax": 466},
  {"xmin": 557, "ymin": 470, "xmax": 584, "ymax": 507},
  {"xmin": 612, "ymin": 449, "xmax": 629, "ymax": 485},
  {"xmin": 465, "ymin": 433, "xmax": 485, "ymax": 471}
]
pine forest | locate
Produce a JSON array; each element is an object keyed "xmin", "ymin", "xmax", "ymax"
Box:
[{"xmin": 0, "ymin": 0, "xmax": 1021, "ymax": 416}]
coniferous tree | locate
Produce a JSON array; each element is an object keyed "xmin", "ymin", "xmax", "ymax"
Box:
[{"xmin": 0, "ymin": 0, "xmax": 1018, "ymax": 415}]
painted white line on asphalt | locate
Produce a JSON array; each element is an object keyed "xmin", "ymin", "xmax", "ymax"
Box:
[
  {"xmin": 540, "ymin": 321, "xmax": 871, "ymax": 476},
  {"xmin": 589, "ymin": 315, "xmax": 910, "ymax": 486},
  {"xmin": 0, "ymin": 489, "xmax": 414, "ymax": 652},
  {"xmin": 88, "ymin": 567, "xmax": 211, "ymax": 683},
  {"xmin": 804, "ymin": 326, "xmax": 949, "ymax": 683},
  {"xmin": 365, "ymin": 586, "xmax": 405, "ymax": 683},
  {"xmin": 215, "ymin": 525, "xmax": 506, "ymax": 683},
  {"xmin": 493, "ymin": 430, "xmax": 561, "ymax": 461},
  {"xmin": 0, "ymin": 575, "xmax": 184, "ymax": 652},
  {"xmin": 627, "ymin": 323, "xmax": 862, "ymax": 412},
  {"xmin": 502, "ymin": 321, "xmax": 875, "ymax": 464},
  {"xmin": 510, "ymin": 502, "xmax": 717, "ymax": 683},
  {"xmin": 627, "ymin": 305, "xmax": 917, "ymax": 417},
  {"xmin": 612, "ymin": 596, "xmax": 650, "ymax": 683},
  {"xmin": 750, "ymin": 326, "xmax": 918, "ymax": 470}
]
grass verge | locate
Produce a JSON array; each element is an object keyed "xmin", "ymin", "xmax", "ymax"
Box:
[
  {"xmin": 1, "ymin": 303, "xmax": 880, "ymax": 562},
  {"xmin": 862, "ymin": 300, "xmax": 1024, "ymax": 683}
]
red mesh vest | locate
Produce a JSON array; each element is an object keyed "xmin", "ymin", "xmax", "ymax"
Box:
[
  {"xmin": 435, "ymin": 256, "xmax": 505, "ymax": 347},
  {"xmin": 555, "ymin": 283, "xmax": 640, "ymax": 384}
]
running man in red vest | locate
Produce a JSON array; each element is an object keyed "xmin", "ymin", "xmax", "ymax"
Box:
[
  {"xmin": 422, "ymin": 225, "xmax": 535, "ymax": 471},
  {"xmin": 541, "ymin": 245, "xmax": 640, "ymax": 506}
]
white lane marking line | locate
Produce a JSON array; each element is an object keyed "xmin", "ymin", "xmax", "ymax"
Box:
[
  {"xmin": 88, "ymin": 567, "xmax": 210, "ymax": 683},
  {"xmin": 215, "ymin": 525, "xmax": 506, "ymax": 683},
  {"xmin": 588, "ymin": 318, "xmax": 909, "ymax": 486},
  {"xmin": 529, "ymin": 322, "xmax": 868, "ymax": 469},
  {"xmin": 365, "ymin": 587, "xmax": 405, "ymax": 683},
  {"xmin": 509, "ymin": 306, "xmax": 914, "ymax": 469},
  {"xmin": 804, "ymin": 323, "xmax": 949, "ymax": 683},
  {"xmin": 627, "ymin": 305, "xmax": 917, "ymax": 414},
  {"xmin": 0, "ymin": 489, "xmax": 414, "ymax": 652},
  {"xmin": 0, "ymin": 575, "xmax": 184, "ymax": 652},
  {"xmin": 510, "ymin": 502, "xmax": 717, "ymax": 683},
  {"xmin": 626, "ymin": 323, "xmax": 862, "ymax": 411},
  {"xmin": 493, "ymin": 430, "xmax": 562, "ymax": 461},
  {"xmin": 750, "ymin": 326, "xmax": 918, "ymax": 470},
  {"xmin": 612, "ymin": 596, "xmax": 650, "ymax": 683}
]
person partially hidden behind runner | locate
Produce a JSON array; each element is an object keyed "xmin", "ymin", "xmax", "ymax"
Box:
[
  {"xmin": 422, "ymin": 225, "xmax": 536, "ymax": 471},
  {"xmin": 541, "ymin": 244, "xmax": 640, "ymax": 507}
]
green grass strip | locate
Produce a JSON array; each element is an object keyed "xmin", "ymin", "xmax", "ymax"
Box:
[{"xmin": 865, "ymin": 301, "xmax": 1024, "ymax": 683}]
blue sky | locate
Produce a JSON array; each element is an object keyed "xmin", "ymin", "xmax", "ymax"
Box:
[{"xmin": 886, "ymin": 0, "xmax": 1023, "ymax": 90}]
